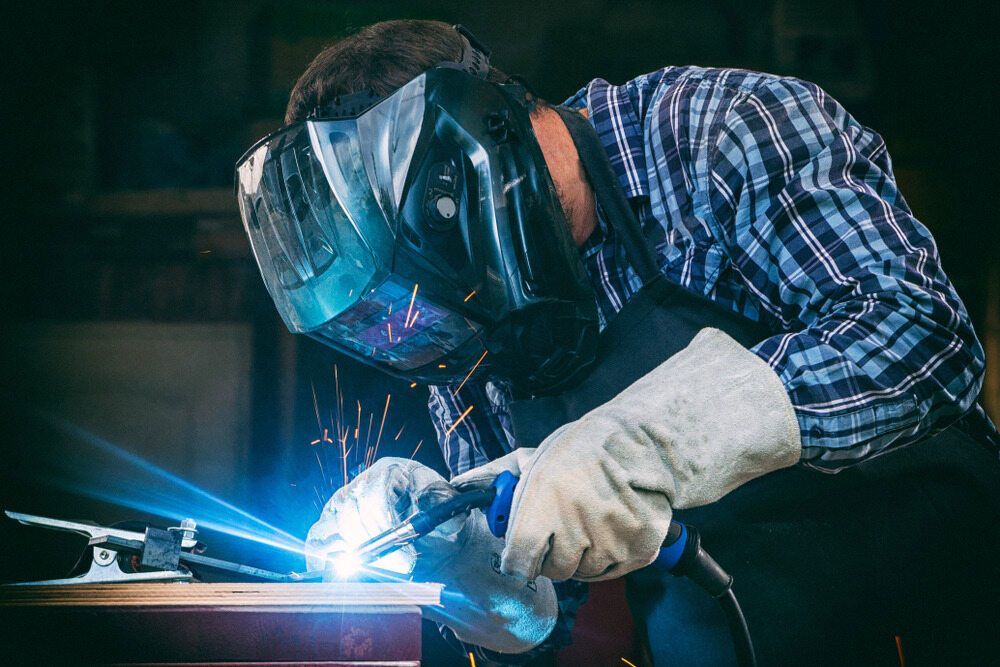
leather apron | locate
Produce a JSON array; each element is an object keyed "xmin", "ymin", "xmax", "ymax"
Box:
[{"xmin": 506, "ymin": 107, "xmax": 1000, "ymax": 665}]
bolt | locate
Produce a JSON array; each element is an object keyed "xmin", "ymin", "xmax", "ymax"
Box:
[{"xmin": 99, "ymin": 550, "xmax": 109, "ymax": 560}]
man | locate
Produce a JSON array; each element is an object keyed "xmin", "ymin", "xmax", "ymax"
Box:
[{"xmin": 237, "ymin": 19, "xmax": 998, "ymax": 665}]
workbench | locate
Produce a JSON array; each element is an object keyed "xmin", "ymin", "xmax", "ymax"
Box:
[{"xmin": 0, "ymin": 582, "xmax": 441, "ymax": 665}]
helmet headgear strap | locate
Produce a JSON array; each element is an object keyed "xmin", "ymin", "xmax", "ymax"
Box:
[{"xmin": 452, "ymin": 24, "xmax": 492, "ymax": 79}]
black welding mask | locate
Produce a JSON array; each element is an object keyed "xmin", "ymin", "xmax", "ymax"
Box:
[{"xmin": 235, "ymin": 29, "xmax": 598, "ymax": 394}]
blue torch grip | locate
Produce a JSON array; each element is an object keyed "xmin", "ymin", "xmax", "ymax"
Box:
[
  {"xmin": 653, "ymin": 521, "xmax": 688, "ymax": 571},
  {"xmin": 485, "ymin": 472, "xmax": 689, "ymax": 571},
  {"xmin": 486, "ymin": 470, "xmax": 518, "ymax": 538}
]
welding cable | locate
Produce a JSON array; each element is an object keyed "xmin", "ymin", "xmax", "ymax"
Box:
[
  {"xmin": 719, "ymin": 588, "xmax": 755, "ymax": 667},
  {"xmin": 408, "ymin": 487, "xmax": 498, "ymax": 536},
  {"xmin": 663, "ymin": 523, "xmax": 756, "ymax": 667},
  {"xmin": 429, "ymin": 488, "xmax": 757, "ymax": 666},
  {"xmin": 455, "ymin": 472, "xmax": 756, "ymax": 665}
]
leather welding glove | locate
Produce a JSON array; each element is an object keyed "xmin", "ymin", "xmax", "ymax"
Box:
[
  {"xmin": 305, "ymin": 457, "xmax": 558, "ymax": 654},
  {"xmin": 452, "ymin": 328, "xmax": 801, "ymax": 582}
]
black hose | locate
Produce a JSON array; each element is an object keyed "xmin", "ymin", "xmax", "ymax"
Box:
[
  {"xmin": 670, "ymin": 525, "xmax": 757, "ymax": 667},
  {"xmin": 718, "ymin": 587, "xmax": 757, "ymax": 667},
  {"xmin": 409, "ymin": 487, "xmax": 497, "ymax": 536}
]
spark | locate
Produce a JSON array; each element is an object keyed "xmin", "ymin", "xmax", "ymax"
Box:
[
  {"xmin": 437, "ymin": 363, "xmax": 447, "ymax": 369},
  {"xmin": 445, "ymin": 405, "xmax": 474, "ymax": 438},
  {"xmin": 387, "ymin": 322, "xmax": 393, "ymax": 343},
  {"xmin": 334, "ymin": 364, "xmax": 345, "ymax": 445},
  {"xmin": 463, "ymin": 290, "xmax": 476, "ymax": 302},
  {"xmin": 365, "ymin": 412, "xmax": 374, "ymax": 450},
  {"xmin": 502, "ymin": 174, "xmax": 525, "ymax": 193},
  {"xmin": 323, "ymin": 428, "xmax": 332, "ymax": 443},
  {"xmin": 370, "ymin": 394, "xmax": 392, "ymax": 465},
  {"xmin": 329, "ymin": 408, "xmax": 339, "ymax": 447},
  {"xmin": 405, "ymin": 309, "xmax": 420, "ymax": 329},
  {"xmin": 394, "ymin": 424, "xmax": 406, "ymax": 441},
  {"xmin": 315, "ymin": 450, "xmax": 329, "ymax": 491},
  {"xmin": 621, "ymin": 660, "xmax": 638, "ymax": 667},
  {"xmin": 468, "ymin": 652, "xmax": 477, "ymax": 667},
  {"xmin": 410, "ymin": 439, "xmax": 424, "ymax": 458},
  {"xmin": 355, "ymin": 400, "xmax": 361, "ymax": 441},
  {"xmin": 310, "ymin": 381, "xmax": 323, "ymax": 433},
  {"xmin": 362, "ymin": 413, "xmax": 375, "ymax": 469},
  {"xmin": 409, "ymin": 381, "xmax": 417, "ymax": 388},
  {"xmin": 455, "ymin": 350, "xmax": 488, "ymax": 394},
  {"xmin": 404, "ymin": 283, "xmax": 419, "ymax": 329},
  {"xmin": 340, "ymin": 431, "xmax": 349, "ymax": 488},
  {"xmin": 310, "ymin": 438, "xmax": 321, "ymax": 445},
  {"xmin": 895, "ymin": 635, "xmax": 905, "ymax": 667}
]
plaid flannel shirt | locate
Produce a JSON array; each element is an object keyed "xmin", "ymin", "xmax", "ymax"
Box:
[{"xmin": 429, "ymin": 66, "xmax": 989, "ymax": 661}]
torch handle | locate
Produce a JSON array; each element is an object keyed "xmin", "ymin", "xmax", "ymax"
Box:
[{"xmin": 483, "ymin": 471, "xmax": 691, "ymax": 574}]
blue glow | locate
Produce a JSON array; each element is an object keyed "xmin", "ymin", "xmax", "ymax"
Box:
[
  {"xmin": 330, "ymin": 550, "xmax": 363, "ymax": 578},
  {"xmin": 34, "ymin": 411, "xmax": 305, "ymax": 556}
]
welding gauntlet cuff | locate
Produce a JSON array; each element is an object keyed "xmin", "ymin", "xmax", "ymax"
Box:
[{"xmin": 453, "ymin": 328, "xmax": 802, "ymax": 582}]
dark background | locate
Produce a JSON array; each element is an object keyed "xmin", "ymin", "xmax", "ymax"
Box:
[{"xmin": 1, "ymin": 1, "xmax": 997, "ymax": 663}]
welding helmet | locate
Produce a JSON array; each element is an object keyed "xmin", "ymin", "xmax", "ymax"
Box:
[{"xmin": 235, "ymin": 28, "xmax": 598, "ymax": 394}]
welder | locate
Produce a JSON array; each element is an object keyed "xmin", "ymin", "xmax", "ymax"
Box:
[{"xmin": 235, "ymin": 20, "xmax": 1000, "ymax": 665}]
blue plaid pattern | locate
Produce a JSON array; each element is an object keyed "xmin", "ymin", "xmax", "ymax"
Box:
[
  {"xmin": 427, "ymin": 66, "xmax": 989, "ymax": 662},
  {"xmin": 429, "ymin": 66, "xmax": 987, "ymax": 475}
]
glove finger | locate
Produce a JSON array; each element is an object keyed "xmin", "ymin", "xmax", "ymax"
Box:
[
  {"xmin": 351, "ymin": 467, "xmax": 410, "ymax": 541},
  {"xmin": 499, "ymin": 494, "xmax": 554, "ymax": 581},
  {"xmin": 340, "ymin": 480, "xmax": 417, "ymax": 575},
  {"xmin": 536, "ymin": 537, "xmax": 589, "ymax": 582},
  {"xmin": 500, "ymin": 528, "xmax": 549, "ymax": 581},
  {"xmin": 451, "ymin": 447, "xmax": 537, "ymax": 489},
  {"xmin": 572, "ymin": 547, "xmax": 624, "ymax": 582}
]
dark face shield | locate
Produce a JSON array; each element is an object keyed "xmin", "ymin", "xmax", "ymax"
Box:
[
  {"xmin": 238, "ymin": 76, "xmax": 481, "ymax": 373},
  {"xmin": 237, "ymin": 68, "xmax": 598, "ymax": 392},
  {"xmin": 237, "ymin": 76, "xmax": 422, "ymax": 333}
]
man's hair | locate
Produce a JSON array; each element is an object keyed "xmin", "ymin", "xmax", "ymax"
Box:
[{"xmin": 285, "ymin": 19, "xmax": 508, "ymax": 124}]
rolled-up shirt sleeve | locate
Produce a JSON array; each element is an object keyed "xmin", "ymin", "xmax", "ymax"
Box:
[{"xmin": 707, "ymin": 77, "xmax": 985, "ymax": 471}]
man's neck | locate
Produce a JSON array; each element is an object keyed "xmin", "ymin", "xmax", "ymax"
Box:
[{"xmin": 529, "ymin": 106, "xmax": 597, "ymax": 247}]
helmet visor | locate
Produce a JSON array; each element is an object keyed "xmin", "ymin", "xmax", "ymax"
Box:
[
  {"xmin": 309, "ymin": 275, "xmax": 482, "ymax": 373},
  {"xmin": 236, "ymin": 75, "xmax": 483, "ymax": 376},
  {"xmin": 236, "ymin": 76, "xmax": 426, "ymax": 333}
]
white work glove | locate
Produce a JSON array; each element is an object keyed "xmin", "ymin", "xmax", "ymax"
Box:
[
  {"xmin": 305, "ymin": 457, "xmax": 558, "ymax": 654},
  {"xmin": 452, "ymin": 328, "xmax": 801, "ymax": 582}
]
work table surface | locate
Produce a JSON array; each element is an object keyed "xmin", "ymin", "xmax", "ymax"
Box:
[{"xmin": 0, "ymin": 582, "xmax": 441, "ymax": 665}]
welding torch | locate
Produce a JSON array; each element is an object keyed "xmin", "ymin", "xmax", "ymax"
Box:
[{"xmin": 338, "ymin": 470, "xmax": 756, "ymax": 666}]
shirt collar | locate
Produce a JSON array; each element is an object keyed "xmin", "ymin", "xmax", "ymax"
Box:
[{"xmin": 562, "ymin": 78, "xmax": 649, "ymax": 199}]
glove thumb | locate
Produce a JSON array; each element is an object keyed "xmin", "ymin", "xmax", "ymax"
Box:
[{"xmin": 451, "ymin": 447, "xmax": 538, "ymax": 489}]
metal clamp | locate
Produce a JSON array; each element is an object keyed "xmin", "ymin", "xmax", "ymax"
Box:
[{"xmin": 4, "ymin": 510, "xmax": 196, "ymax": 586}]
